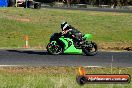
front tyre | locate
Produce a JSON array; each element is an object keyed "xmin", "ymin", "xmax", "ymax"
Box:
[
  {"xmin": 46, "ymin": 42, "xmax": 63, "ymax": 55},
  {"xmin": 82, "ymin": 41, "xmax": 98, "ymax": 56}
]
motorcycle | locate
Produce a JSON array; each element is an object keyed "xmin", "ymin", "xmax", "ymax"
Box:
[{"xmin": 46, "ymin": 32, "xmax": 98, "ymax": 56}]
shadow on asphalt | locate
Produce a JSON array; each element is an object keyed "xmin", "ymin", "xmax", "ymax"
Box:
[
  {"xmin": 6, "ymin": 50, "xmax": 83, "ymax": 56},
  {"xmin": 6, "ymin": 50, "xmax": 49, "ymax": 55}
]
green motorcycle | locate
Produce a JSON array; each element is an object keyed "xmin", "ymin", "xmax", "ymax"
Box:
[{"xmin": 46, "ymin": 32, "xmax": 98, "ymax": 56}]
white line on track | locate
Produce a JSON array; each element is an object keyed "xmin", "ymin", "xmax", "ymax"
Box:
[
  {"xmin": 0, "ymin": 65, "xmax": 25, "ymax": 67},
  {"xmin": 0, "ymin": 65, "xmax": 131, "ymax": 68},
  {"xmin": 0, "ymin": 65, "xmax": 102, "ymax": 67},
  {"xmin": 84, "ymin": 66, "xmax": 102, "ymax": 68}
]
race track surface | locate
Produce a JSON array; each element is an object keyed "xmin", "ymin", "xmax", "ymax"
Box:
[
  {"xmin": 43, "ymin": 7, "xmax": 132, "ymax": 13},
  {"xmin": 0, "ymin": 50, "xmax": 132, "ymax": 67}
]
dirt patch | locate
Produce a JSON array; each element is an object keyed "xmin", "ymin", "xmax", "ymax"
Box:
[
  {"xmin": 87, "ymin": 12, "xmax": 128, "ymax": 16},
  {"xmin": 0, "ymin": 66, "xmax": 77, "ymax": 75},
  {"xmin": 98, "ymin": 42, "xmax": 132, "ymax": 51},
  {"xmin": 0, "ymin": 67, "xmax": 132, "ymax": 75},
  {"xmin": 6, "ymin": 14, "xmax": 30, "ymax": 22},
  {"xmin": 2, "ymin": 11, "xmax": 30, "ymax": 22},
  {"xmin": 16, "ymin": 18, "xmax": 30, "ymax": 22}
]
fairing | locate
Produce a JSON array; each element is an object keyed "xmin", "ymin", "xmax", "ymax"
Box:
[
  {"xmin": 83, "ymin": 34, "xmax": 92, "ymax": 39},
  {"xmin": 49, "ymin": 33, "xmax": 93, "ymax": 54},
  {"xmin": 59, "ymin": 37, "xmax": 82, "ymax": 54}
]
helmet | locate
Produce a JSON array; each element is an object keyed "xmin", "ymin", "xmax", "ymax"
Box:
[{"xmin": 61, "ymin": 22, "xmax": 69, "ymax": 31}]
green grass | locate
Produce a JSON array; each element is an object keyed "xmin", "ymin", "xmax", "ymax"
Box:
[
  {"xmin": 0, "ymin": 7, "xmax": 132, "ymax": 49},
  {"xmin": 0, "ymin": 67, "xmax": 132, "ymax": 88}
]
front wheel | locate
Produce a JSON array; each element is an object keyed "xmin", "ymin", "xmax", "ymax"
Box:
[
  {"xmin": 82, "ymin": 41, "xmax": 98, "ymax": 56},
  {"xmin": 46, "ymin": 42, "xmax": 63, "ymax": 55}
]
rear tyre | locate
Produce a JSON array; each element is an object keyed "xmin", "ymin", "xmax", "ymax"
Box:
[
  {"xmin": 82, "ymin": 41, "xmax": 98, "ymax": 56},
  {"xmin": 46, "ymin": 42, "xmax": 63, "ymax": 55}
]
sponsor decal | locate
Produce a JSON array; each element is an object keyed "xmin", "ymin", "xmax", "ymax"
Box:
[{"xmin": 76, "ymin": 67, "xmax": 131, "ymax": 85}]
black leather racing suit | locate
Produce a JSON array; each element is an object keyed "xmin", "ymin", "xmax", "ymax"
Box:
[{"xmin": 63, "ymin": 26, "xmax": 83, "ymax": 43}]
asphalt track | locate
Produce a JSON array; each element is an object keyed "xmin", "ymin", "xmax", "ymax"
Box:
[
  {"xmin": 43, "ymin": 7, "xmax": 132, "ymax": 13},
  {"xmin": 0, "ymin": 50, "xmax": 132, "ymax": 67}
]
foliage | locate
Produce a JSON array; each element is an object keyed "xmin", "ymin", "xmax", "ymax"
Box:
[
  {"xmin": 34, "ymin": 0, "xmax": 55, "ymax": 3},
  {"xmin": 34, "ymin": 0, "xmax": 132, "ymax": 6}
]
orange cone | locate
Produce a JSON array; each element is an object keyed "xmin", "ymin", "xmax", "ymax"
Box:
[
  {"xmin": 24, "ymin": 35, "xmax": 29, "ymax": 48},
  {"xmin": 78, "ymin": 67, "xmax": 86, "ymax": 76}
]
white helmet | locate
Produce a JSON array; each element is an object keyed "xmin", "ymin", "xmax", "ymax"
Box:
[{"xmin": 61, "ymin": 22, "xmax": 69, "ymax": 31}]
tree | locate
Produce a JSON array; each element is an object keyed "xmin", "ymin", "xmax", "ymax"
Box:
[
  {"xmin": 34, "ymin": 0, "xmax": 132, "ymax": 6},
  {"xmin": 34, "ymin": 0, "xmax": 55, "ymax": 3}
]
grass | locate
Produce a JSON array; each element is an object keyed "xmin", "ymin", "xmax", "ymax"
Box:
[
  {"xmin": 0, "ymin": 66, "xmax": 131, "ymax": 88},
  {"xmin": 0, "ymin": 7, "xmax": 132, "ymax": 50}
]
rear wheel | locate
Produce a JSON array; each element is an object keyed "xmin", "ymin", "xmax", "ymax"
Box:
[
  {"xmin": 47, "ymin": 42, "xmax": 63, "ymax": 55},
  {"xmin": 82, "ymin": 41, "xmax": 98, "ymax": 56}
]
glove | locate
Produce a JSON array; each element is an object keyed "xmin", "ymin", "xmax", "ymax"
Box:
[
  {"xmin": 72, "ymin": 35, "xmax": 75, "ymax": 37},
  {"xmin": 59, "ymin": 32, "xmax": 63, "ymax": 35}
]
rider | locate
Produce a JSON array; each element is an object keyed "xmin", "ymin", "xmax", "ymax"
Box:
[{"xmin": 61, "ymin": 22, "xmax": 84, "ymax": 45}]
